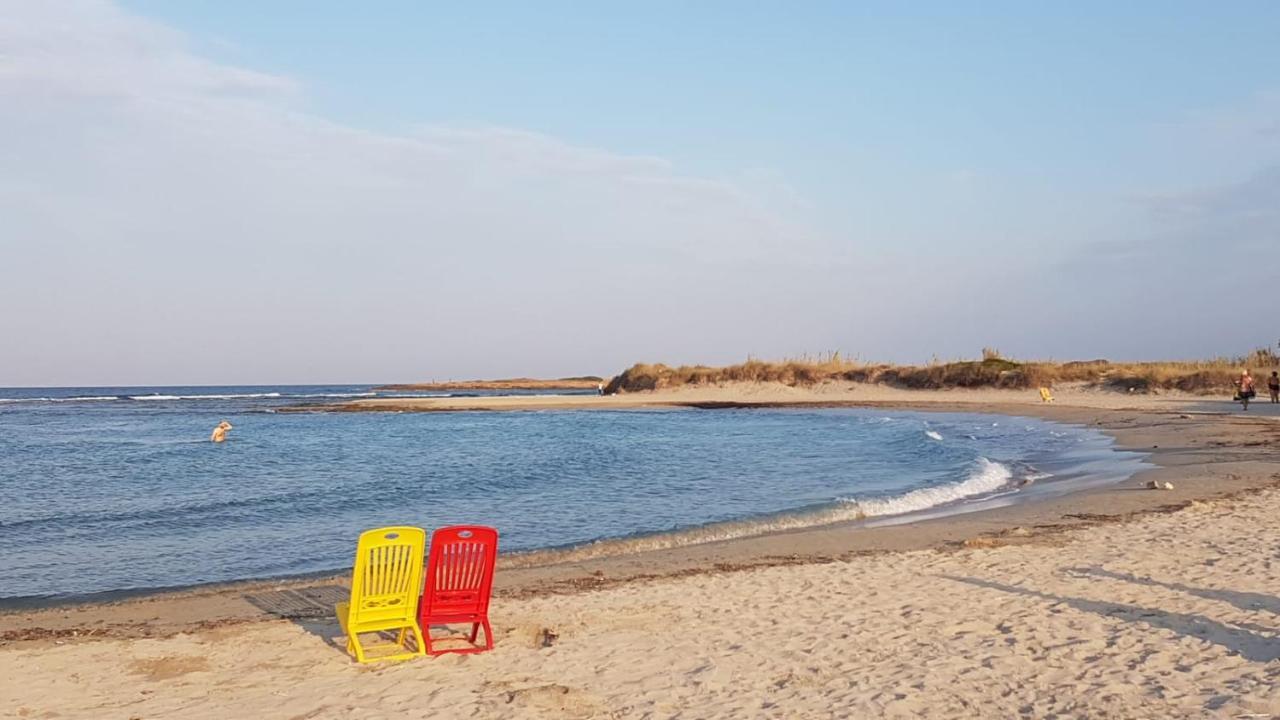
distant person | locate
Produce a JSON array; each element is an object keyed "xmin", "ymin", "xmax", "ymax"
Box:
[
  {"xmin": 1270, "ymin": 371, "xmax": 1279, "ymax": 404},
  {"xmin": 211, "ymin": 420, "xmax": 233, "ymax": 443},
  {"xmin": 1237, "ymin": 370, "xmax": 1256, "ymax": 411},
  {"xmin": 598, "ymin": 382, "xmax": 604, "ymax": 396}
]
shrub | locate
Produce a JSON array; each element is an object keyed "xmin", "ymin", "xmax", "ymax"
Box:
[{"xmin": 603, "ymin": 351, "xmax": 1263, "ymax": 395}]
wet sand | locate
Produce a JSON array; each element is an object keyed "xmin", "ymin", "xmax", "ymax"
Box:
[{"xmin": 3, "ymin": 385, "xmax": 1279, "ymax": 717}]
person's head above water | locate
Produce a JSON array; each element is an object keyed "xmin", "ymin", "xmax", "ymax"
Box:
[{"xmin": 218, "ymin": 421, "xmax": 232, "ymax": 430}]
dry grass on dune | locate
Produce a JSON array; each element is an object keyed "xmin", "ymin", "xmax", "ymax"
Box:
[{"xmin": 604, "ymin": 349, "xmax": 1280, "ymax": 395}]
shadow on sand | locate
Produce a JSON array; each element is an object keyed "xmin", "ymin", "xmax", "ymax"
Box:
[
  {"xmin": 1066, "ymin": 566, "xmax": 1280, "ymax": 616},
  {"xmin": 243, "ymin": 585, "xmax": 348, "ymax": 653},
  {"xmin": 243, "ymin": 585, "xmax": 478, "ymax": 657},
  {"xmin": 944, "ymin": 575, "xmax": 1280, "ymax": 663}
]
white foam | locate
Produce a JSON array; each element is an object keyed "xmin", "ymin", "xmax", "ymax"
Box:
[
  {"xmin": 925, "ymin": 430, "xmax": 943, "ymax": 441},
  {"xmin": 506, "ymin": 458, "xmax": 1019, "ymax": 567},
  {"xmin": 179, "ymin": 392, "xmax": 282, "ymax": 400},
  {"xmin": 129, "ymin": 392, "xmax": 282, "ymax": 401},
  {"xmin": 4, "ymin": 395, "xmax": 122, "ymax": 403},
  {"xmin": 839, "ymin": 458, "xmax": 1014, "ymax": 519}
]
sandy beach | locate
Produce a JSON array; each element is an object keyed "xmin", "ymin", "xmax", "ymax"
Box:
[
  {"xmin": 4, "ymin": 385, "xmax": 1279, "ymax": 718},
  {"xmin": 300, "ymin": 381, "xmax": 1211, "ymax": 413},
  {"xmin": 9, "ymin": 1, "xmax": 1277, "ymax": 716}
]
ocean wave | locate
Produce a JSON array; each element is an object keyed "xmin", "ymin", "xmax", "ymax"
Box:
[
  {"xmin": 504, "ymin": 458, "xmax": 1017, "ymax": 568},
  {"xmin": 181, "ymin": 392, "xmax": 282, "ymax": 400},
  {"xmin": 0, "ymin": 485, "xmax": 345, "ymax": 534},
  {"xmin": 1, "ymin": 396, "xmax": 120, "ymax": 403},
  {"xmin": 129, "ymin": 392, "xmax": 283, "ymax": 401},
  {"xmin": 925, "ymin": 430, "xmax": 943, "ymax": 441},
  {"xmin": 9, "ymin": 391, "xmax": 472, "ymax": 403},
  {"xmin": 843, "ymin": 458, "xmax": 1012, "ymax": 518}
]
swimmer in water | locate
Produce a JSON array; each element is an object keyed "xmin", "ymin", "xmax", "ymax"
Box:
[{"xmin": 211, "ymin": 420, "xmax": 233, "ymax": 443}]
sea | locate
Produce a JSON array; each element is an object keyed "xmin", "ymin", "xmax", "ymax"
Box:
[{"xmin": 0, "ymin": 385, "xmax": 1148, "ymax": 603}]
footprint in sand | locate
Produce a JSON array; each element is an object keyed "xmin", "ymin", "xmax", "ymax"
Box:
[
  {"xmin": 128, "ymin": 655, "xmax": 210, "ymax": 681},
  {"xmin": 502, "ymin": 684, "xmax": 600, "ymax": 717}
]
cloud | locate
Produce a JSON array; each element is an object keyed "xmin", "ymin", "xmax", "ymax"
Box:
[
  {"xmin": 1189, "ymin": 90, "xmax": 1280, "ymax": 149},
  {"xmin": 1106, "ymin": 166, "xmax": 1280, "ymax": 270},
  {"xmin": 2, "ymin": 1, "xmax": 1274, "ymax": 383},
  {"xmin": 1013, "ymin": 163, "xmax": 1280, "ymax": 360},
  {"xmin": 0, "ymin": 0, "xmax": 297, "ymax": 101},
  {"xmin": 0, "ymin": 0, "xmax": 839, "ymax": 384}
]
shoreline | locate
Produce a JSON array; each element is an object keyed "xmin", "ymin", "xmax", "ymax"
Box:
[
  {"xmin": 280, "ymin": 380, "xmax": 1209, "ymax": 413},
  {"xmin": 3, "ymin": 388, "xmax": 1277, "ymax": 644},
  {"xmin": 0, "ymin": 407, "xmax": 1137, "ymax": 613}
]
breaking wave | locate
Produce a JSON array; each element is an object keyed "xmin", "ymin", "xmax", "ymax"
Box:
[
  {"xmin": 505, "ymin": 458, "xmax": 1017, "ymax": 567},
  {"xmin": 839, "ymin": 458, "xmax": 1013, "ymax": 517}
]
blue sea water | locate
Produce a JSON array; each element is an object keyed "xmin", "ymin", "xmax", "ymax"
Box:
[{"xmin": 0, "ymin": 385, "xmax": 1147, "ymax": 601}]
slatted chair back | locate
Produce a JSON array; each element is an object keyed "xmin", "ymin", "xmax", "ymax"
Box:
[
  {"xmin": 349, "ymin": 526, "xmax": 426, "ymax": 627},
  {"xmin": 335, "ymin": 526, "xmax": 427, "ymax": 663},
  {"xmin": 418, "ymin": 525, "xmax": 498, "ymax": 654}
]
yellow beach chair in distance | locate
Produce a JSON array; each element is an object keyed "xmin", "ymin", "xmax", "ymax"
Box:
[
  {"xmin": 1039, "ymin": 387, "xmax": 1055, "ymax": 403},
  {"xmin": 335, "ymin": 526, "xmax": 427, "ymax": 663}
]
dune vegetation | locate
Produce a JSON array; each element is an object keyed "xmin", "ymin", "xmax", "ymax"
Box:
[{"xmin": 604, "ymin": 349, "xmax": 1279, "ymax": 396}]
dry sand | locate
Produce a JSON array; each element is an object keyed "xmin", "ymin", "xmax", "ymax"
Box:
[
  {"xmin": 4, "ymin": 384, "xmax": 1280, "ymax": 718},
  {"xmin": 306, "ymin": 380, "xmax": 1222, "ymax": 413}
]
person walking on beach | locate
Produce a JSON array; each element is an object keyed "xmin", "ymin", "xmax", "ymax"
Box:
[
  {"xmin": 1269, "ymin": 371, "xmax": 1279, "ymax": 404},
  {"xmin": 1237, "ymin": 370, "xmax": 1256, "ymax": 411}
]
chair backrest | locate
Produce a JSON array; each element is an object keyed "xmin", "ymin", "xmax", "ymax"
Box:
[
  {"xmin": 347, "ymin": 526, "xmax": 426, "ymax": 627},
  {"xmin": 421, "ymin": 526, "xmax": 498, "ymax": 619}
]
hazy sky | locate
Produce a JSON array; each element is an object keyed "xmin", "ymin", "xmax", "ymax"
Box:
[{"xmin": 3, "ymin": 1, "xmax": 1278, "ymax": 386}]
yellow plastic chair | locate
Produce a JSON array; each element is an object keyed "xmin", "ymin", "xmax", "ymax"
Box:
[
  {"xmin": 335, "ymin": 526, "xmax": 427, "ymax": 663},
  {"xmin": 1039, "ymin": 387, "xmax": 1055, "ymax": 403}
]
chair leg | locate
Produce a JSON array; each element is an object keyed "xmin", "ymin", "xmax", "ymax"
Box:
[
  {"xmin": 411, "ymin": 622, "xmax": 428, "ymax": 656},
  {"xmin": 481, "ymin": 619, "xmax": 494, "ymax": 651},
  {"xmin": 468, "ymin": 623, "xmax": 480, "ymax": 644},
  {"xmin": 348, "ymin": 632, "xmax": 367, "ymax": 663},
  {"xmin": 396, "ymin": 628, "xmax": 408, "ymax": 649},
  {"xmin": 421, "ymin": 623, "xmax": 434, "ymax": 656}
]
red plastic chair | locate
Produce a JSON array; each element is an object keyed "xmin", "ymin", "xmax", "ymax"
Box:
[{"xmin": 417, "ymin": 525, "xmax": 498, "ymax": 655}]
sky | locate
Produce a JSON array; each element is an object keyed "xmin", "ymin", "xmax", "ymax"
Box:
[{"xmin": 2, "ymin": 0, "xmax": 1278, "ymax": 386}]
